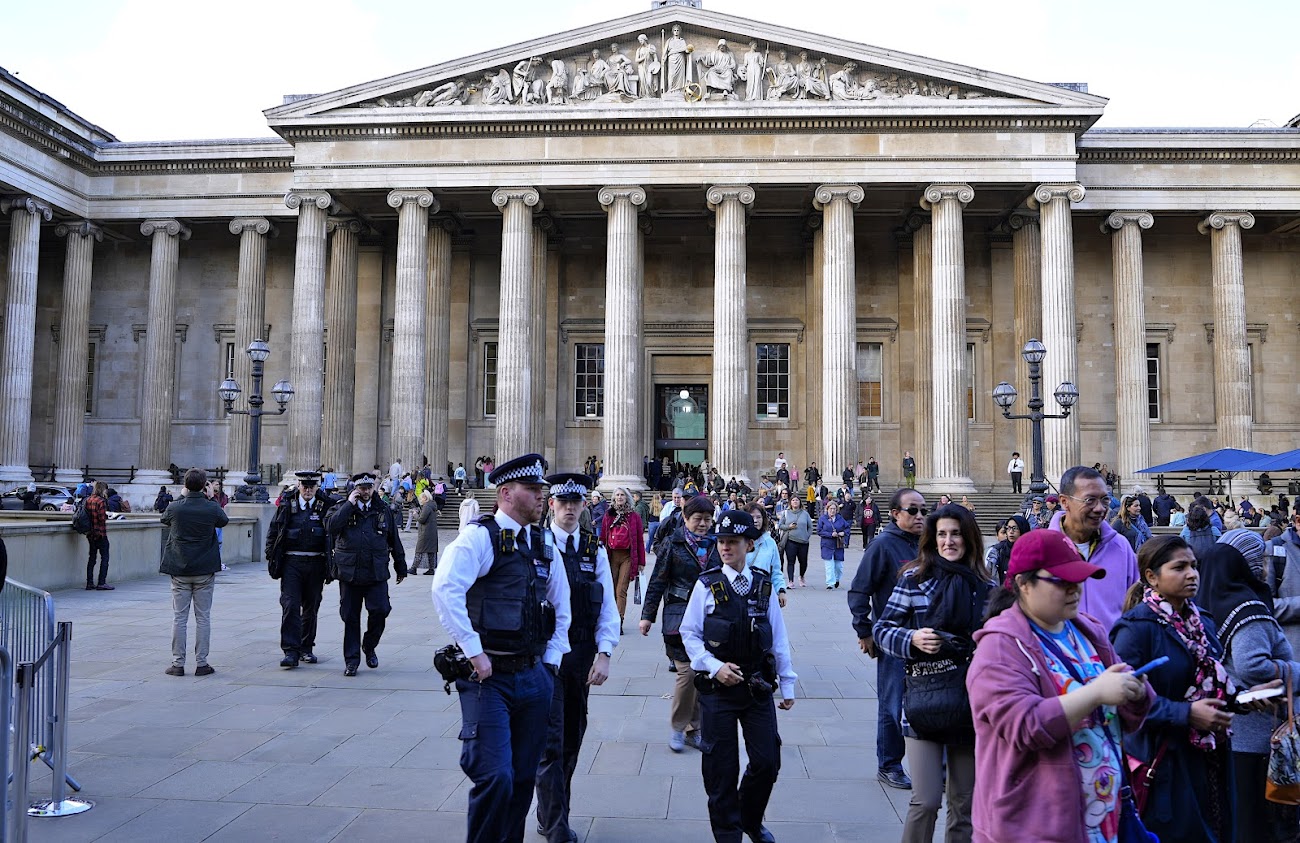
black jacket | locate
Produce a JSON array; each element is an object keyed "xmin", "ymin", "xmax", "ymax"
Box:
[
  {"xmin": 643, "ymin": 526, "xmax": 720, "ymax": 659},
  {"xmin": 848, "ymin": 523, "xmax": 920, "ymax": 640},
  {"xmin": 265, "ymin": 490, "xmax": 334, "ymax": 577},
  {"xmin": 160, "ymin": 492, "xmax": 229, "ymax": 577},
  {"xmin": 327, "ymin": 498, "xmax": 407, "ymax": 583}
]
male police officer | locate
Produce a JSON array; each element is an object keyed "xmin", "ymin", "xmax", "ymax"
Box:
[
  {"xmin": 535, "ymin": 472, "xmax": 619, "ymax": 843},
  {"xmin": 680, "ymin": 510, "xmax": 796, "ymax": 843},
  {"xmin": 432, "ymin": 453, "xmax": 571, "ymax": 843},
  {"xmin": 265, "ymin": 470, "xmax": 333, "ymax": 667},
  {"xmin": 326, "ymin": 472, "xmax": 406, "ymax": 676}
]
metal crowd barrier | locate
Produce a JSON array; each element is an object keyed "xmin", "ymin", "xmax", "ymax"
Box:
[
  {"xmin": 0, "ymin": 581, "xmax": 55, "ymax": 752},
  {"xmin": 0, "ymin": 646, "xmax": 11, "ymax": 839}
]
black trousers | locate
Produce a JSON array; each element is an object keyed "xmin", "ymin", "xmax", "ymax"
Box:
[
  {"xmin": 700, "ymin": 684, "xmax": 782, "ymax": 843},
  {"xmin": 1011, "ymin": 472, "xmax": 1023, "ymax": 494},
  {"xmin": 338, "ymin": 580, "xmax": 390, "ymax": 666},
  {"xmin": 86, "ymin": 535, "xmax": 110, "ymax": 586},
  {"xmin": 280, "ymin": 555, "xmax": 326, "ymax": 655},
  {"xmin": 1233, "ymin": 751, "xmax": 1300, "ymax": 843},
  {"xmin": 783, "ymin": 540, "xmax": 808, "ymax": 582},
  {"xmin": 535, "ymin": 640, "xmax": 598, "ymax": 842}
]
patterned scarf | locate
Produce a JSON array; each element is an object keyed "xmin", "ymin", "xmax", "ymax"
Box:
[{"xmin": 1141, "ymin": 586, "xmax": 1235, "ymax": 750}]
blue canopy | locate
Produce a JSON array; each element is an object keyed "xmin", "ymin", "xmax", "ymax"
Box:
[
  {"xmin": 1237, "ymin": 449, "xmax": 1300, "ymax": 473},
  {"xmin": 1137, "ymin": 448, "xmax": 1274, "ymax": 474}
]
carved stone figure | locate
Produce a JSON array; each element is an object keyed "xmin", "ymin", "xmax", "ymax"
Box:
[
  {"xmin": 829, "ymin": 62, "xmax": 878, "ymax": 101},
  {"xmin": 586, "ymin": 48, "xmax": 610, "ymax": 99},
  {"xmin": 635, "ymin": 34, "xmax": 660, "ymax": 98},
  {"xmin": 415, "ymin": 79, "xmax": 469, "ymax": 107},
  {"xmin": 765, "ymin": 50, "xmax": 798, "ymax": 100},
  {"xmin": 737, "ymin": 41, "xmax": 765, "ymax": 101},
  {"xmin": 545, "ymin": 59, "xmax": 568, "ymax": 105},
  {"xmin": 795, "ymin": 52, "xmax": 830, "ymax": 100},
  {"xmin": 663, "ymin": 24, "xmax": 692, "ymax": 93},
  {"xmin": 512, "ymin": 57, "xmax": 544, "ymax": 104},
  {"xmin": 606, "ymin": 44, "xmax": 637, "ymax": 97},
  {"xmin": 482, "ymin": 69, "xmax": 512, "ymax": 105},
  {"xmin": 700, "ymin": 40, "xmax": 737, "ymax": 99}
]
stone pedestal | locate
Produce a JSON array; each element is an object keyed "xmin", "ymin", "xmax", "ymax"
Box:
[
  {"xmin": 1199, "ymin": 211, "xmax": 1256, "ymax": 452},
  {"xmin": 921, "ymin": 184, "xmax": 976, "ymax": 494},
  {"xmin": 492, "ymin": 187, "xmax": 541, "ymax": 460},
  {"xmin": 598, "ymin": 186, "xmax": 648, "ymax": 492},
  {"xmin": 424, "ymin": 220, "xmax": 454, "ymax": 477},
  {"xmin": 707, "ymin": 185, "xmax": 755, "ymax": 484},
  {"xmin": 52, "ymin": 221, "xmax": 102, "ymax": 485},
  {"xmin": 388, "ymin": 189, "xmax": 436, "ymax": 468},
  {"xmin": 0, "ymin": 197, "xmax": 52, "ymax": 486},
  {"xmin": 815, "ymin": 184, "xmax": 864, "ymax": 482},
  {"xmin": 907, "ymin": 214, "xmax": 932, "ymax": 488},
  {"xmin": 135, "ymin": 218, "xmax": 191, "ymax": 488},
  {"xmin": 1104, "ymin": 211, "xmax": 1153, "ymax": 484},
  {"xmin": 322, "ymin": 217, "xmax": 363, "ymax": 475},
  {"xmin": 226, "ymin": 218, "xmax": 275, "ymax": 479},
  {"xmin": 1031, "ymin": 183, "xmax": 1085, "ymax": 484},
  {"xmin": 286, "ymin": 190, "xmax": 333, "ymax": 472},
  {"xmin": 1009, "ymin": 210, "xmax": 1041, "ymax": 455}
]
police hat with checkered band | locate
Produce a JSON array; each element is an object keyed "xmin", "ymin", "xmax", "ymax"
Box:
[
  {"xmin": 488, "ymin": 453, "xmax": 549, "ymax": 487},
  {"xmin": 546, "ymin": 472, "xmax": 592, "ymax": 501},
  {"xmin": 714, "ymin": 510, "xmax": 762, "ymax": 540}
]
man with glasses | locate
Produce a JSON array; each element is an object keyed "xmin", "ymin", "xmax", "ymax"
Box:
[
  {"xmin": 1269, "ymin": 511, "xmax": 1300, "ymax": 655},
  {"xmin": 1048, "ymin": 466, "xmax": 1137, "ymax": 631},
  {"xmin": 265, "ymin": 470, "xmax": 334, "ymax": 668},
  {"xmin": 848, "ymin": 487, "xmax": 926, "ymax": 790}
]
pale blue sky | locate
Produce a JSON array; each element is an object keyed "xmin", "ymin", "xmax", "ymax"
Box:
[{"xmin": 6, "ymin": 0, "xmax": 1297, "ymax": 141}]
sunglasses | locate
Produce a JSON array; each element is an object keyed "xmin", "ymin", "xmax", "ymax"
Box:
[
  {"xmin": 899, "ymin": 505, "xmax": 930, "ymax": 517},
  {"xmin": 1033, "ymin": 573, "xmax": 1079, "ymax": 588}
]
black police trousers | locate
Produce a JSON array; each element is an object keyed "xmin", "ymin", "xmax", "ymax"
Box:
[
  {"xmin": 535, "ymin": 640, "xmax": 597, "ymax": 842},
  {"xmin": 700, "ymin": 683, "xmax": 782, "ymax": 843},
  {"xmin": 338, "ymin": 579, "xmax": 390, "ymax": 666},
  {"xmin": 279, "ymin": 555, "xmax": 326, "ymax": 655}
]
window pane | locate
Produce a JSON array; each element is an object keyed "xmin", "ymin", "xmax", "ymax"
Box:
[
  {"xmin": 1146, "ymin": 342, "xmax": 1161, "ymax": 421},
  {"xmin": 85, "ymin": 343, "xmax": 96, "ymax": 415},
  {"xmin": 484, "ymin": 342, "xmax": 498, "ymax": 417},
  {"xmin": 855, "ymin": 343, "xmax": 883, "ymax": 418},
  {"xmin": 575, "ymin": 343, "xmax": 605, "ymax": 418},
  {"xmin": 755, "ymin": 343, "xmax": 790, "ymax": 418}
]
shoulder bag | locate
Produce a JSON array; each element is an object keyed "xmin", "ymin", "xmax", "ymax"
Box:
[{"xmin": 1268, "ymin": 664, "xmax": 1300, "ymax": 804}]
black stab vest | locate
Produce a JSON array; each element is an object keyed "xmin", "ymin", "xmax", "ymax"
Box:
[
  {"xmin": 697, "ymin": 566, "xmax": 774, "ymax": 671},
  {"xmin": 466, "ymin": 516, "xmax": 555, "ymax": 657},
  {"xmin": 558, "ymin": 529, "xmax": 604, "ymax": 645}
]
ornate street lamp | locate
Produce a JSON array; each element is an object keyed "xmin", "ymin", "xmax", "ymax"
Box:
[
  {"xmin": 218, "ymin": 339, "xmax": 293, "ymax": 502},
  {"xmin": 992, "ymin": 339, "xmax": 1080, "ymax": 501}
]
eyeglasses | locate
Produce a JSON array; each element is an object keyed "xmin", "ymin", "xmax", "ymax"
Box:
[
  {"xmin": 1032, "ymin": 573, "xmax": 1080, "ymax": 588},
  {"xmin": 899, "ymin": 505, "xmax": 930, "ymax": 517},
  {"xmin": 1064, "ymin": 494, "xmax": 1109, "ymax": 510}
]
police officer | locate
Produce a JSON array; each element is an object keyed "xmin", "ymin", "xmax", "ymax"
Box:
[
  {"xmin": 680, "ymin": 510, "xmax": 797, "ymax": 843},
  {"xmin": 326, "ymin": 472, "xmax": 406, "ymax": 677},
  {"xmin": 535, "ymin": 472, "xmax": 619, "ymax": 843},
  {"xmin": 432, "ymin": 453, "xmax": 571, "ymax": 843},
  {"xmin": 265, "ymin": 470, "xmax": 333, "ymax": 668}
]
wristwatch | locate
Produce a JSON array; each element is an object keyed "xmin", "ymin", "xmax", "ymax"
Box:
[{"xmin": 598, "ymin": 651, "xmax": 612, "ymax": 658}]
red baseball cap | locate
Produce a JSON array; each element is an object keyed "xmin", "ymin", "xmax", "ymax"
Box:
[{"xmin": 1005, "ymin": 529, "xmax": 1105, "ymax": 587}]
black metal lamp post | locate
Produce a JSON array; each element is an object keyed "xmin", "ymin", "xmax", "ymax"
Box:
[
  {"xmin": 992, "ymin": 338, "xmax": 1080, "ymax": 501},
  {"xmin": 218, "ymin": 339, "xmax": 294, "ymax": 502}
]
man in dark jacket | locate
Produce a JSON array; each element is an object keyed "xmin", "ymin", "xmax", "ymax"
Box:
[
  {"xmin": 847, "ymin": 487, "xmax": 925, "ymax": 790},
  {"xmin": 327, "ymin": 472, "xmax": 406, "ymax": 676},
  {"xmin": 160, "ymin": 468, "xmax": 229, "ymax": 676},
  {"xmin": 266, "ymin": 470, "xmax": 334, "ymax": 668},
  {"xmin": 1135, "ymin": 486, "xmax": 1154, "ymax": 528},
  {"xmin": 1152, "ymin": 490, "xmax": 1176, "ymax": 526}
]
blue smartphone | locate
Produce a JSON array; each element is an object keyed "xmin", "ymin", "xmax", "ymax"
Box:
[{"xmin": 1131, "ymin": 656, "xmax": 1169, "ymax": 678}]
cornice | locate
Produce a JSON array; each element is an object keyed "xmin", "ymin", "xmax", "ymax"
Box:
[{"xmin": 1078, "ymin": 147, "xmax": 1300, "ymax": 164}]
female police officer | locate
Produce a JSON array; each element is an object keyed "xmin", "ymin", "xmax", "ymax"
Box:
[{"xmin": 680, "ymin": 509, "xmax": 797, "ymax": 843}]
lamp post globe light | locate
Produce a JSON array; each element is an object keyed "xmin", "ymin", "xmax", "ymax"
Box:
[
  {"xmin": 218, "ymin": 339, "xmax": 293, "ymax": 502},
  {"xmin": 992, "ymin": 339, "xmax": 1080, "ymax": 502}
]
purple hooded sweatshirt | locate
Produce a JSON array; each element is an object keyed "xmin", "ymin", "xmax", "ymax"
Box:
[{"xmin": 1047, "ymin": 509, "xmax": 1137, "ymax": 632}]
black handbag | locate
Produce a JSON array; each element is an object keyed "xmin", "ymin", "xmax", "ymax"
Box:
[{"xmin": 903, "ymin": 659, "xmax": 972, "ymax": 741}]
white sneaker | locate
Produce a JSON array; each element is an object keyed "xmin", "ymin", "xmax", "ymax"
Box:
[{"xmin": 669, "ymin": 730, "xmax": 686, "ymax": 752}]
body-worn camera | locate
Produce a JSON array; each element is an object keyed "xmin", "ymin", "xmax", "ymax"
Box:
[{"xmin": 434, "ymin": 644, "xmax": 474, "ymax": 694}]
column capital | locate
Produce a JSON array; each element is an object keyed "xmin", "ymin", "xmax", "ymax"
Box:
[
  {"xmin": 813, "ymin": 183, "xmax": 864, "ymax": 210},
  {"xmin": 1198, "ymin": 210, "xmax": 1255, "ymax": 235},
  {"xmin": 1102, "ymin": 210, "xmax": 1154, "ymax": 234},
  {"xmin": 1, "ymin": 196, "xmax": 53, "ymax": 221},
  {"xmin": 326, "ymin": 216, "xmax": 366, "ymax": 235},
  {"xmin": 706, "ymin": 184, "xmax": 755, "ymax": 211},
  {"xmin": 598, "ymin": 185, "xmax": 647, "ymax": 210},
  {"xmin": 387, "ymin": 188, "xmax": 439, "ymax": 214},
  {"xmin": 1029, "ymin": 183, "xmax": 1086, "ymax": 209},
  {"xmin": 491, "ymin": 187, "xmax": 542, "ymax": 211},
  {"xmin": 55, "ymin": 220, "xmax": 103, "ymax": 241},
  {"xmin": 228, "ymin": 217, "xmax": 277, "ymax": 237},
  {"xmin": 920, "ymin": 183, "xmax": 974, "ymax": 210},
  {"xmin": 284, "ymin": 190, "xmax": 334, "ymax": 211},
  {"xmin": 141, "ymin": 218, "xmax": 191, "ymax": 240},
  {"xmin": 897, "ymin": 210, "xmax": 930, "ymax": 238}
]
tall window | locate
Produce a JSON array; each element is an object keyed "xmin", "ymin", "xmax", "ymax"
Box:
[
  {"xmin": 574, "ymin": 343, "xmax": 605, "ymax": 418},
  {"xmin": 1146, "ymin": 342, "xmax": 1161, "ymax": 421},
  {"xmin": 483, "ymin": 342, "xmax": 498, "ymax": 417},
  {"xmin": 1248, "ymin": 343, "xmax": 1256, "ymax": 421},
  {"xmin": 856, "ymin": 342, "xmax": 883, "ymax": 418},
  {"xmin": 966, "ymin": 343, "xmax": 976, "ymax": 420},
  {"xmin": 755, "ymin": 343, "xmax": 789, "ymax": 419},
  {"xmin": 224, "ymin": 342, "xmax": 236, "ymax": 380},
  {"xmin": 85, "ymin": 343, "xmax": 97, "ymax": 415}
]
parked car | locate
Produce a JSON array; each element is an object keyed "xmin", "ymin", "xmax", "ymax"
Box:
[{"xmin": 0, "ymin": 485, "xmax": 75, "ymax": 512}]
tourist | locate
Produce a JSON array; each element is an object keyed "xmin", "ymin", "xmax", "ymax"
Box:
[
  {"xmin": 601, "ymin": 488, "xmax": 645, "ymax": 630},
  {"xmin": 860, "ymin": 493, "xmax": 881, "ymax": 547},
  {"xmin": 645, "ymin": 491, "xmax": 663, "ymax": 553},
  {"xmin": 84, "ymin": 480, "xmax": 113, "ymax": 590},
  {"xmin": 873, "ymin": 504, "xmax": 991, "ymax": 843},
  {"xmin": 902, "ymin": 451, "xmax": 917, "ymax": 487},
  {"xmin": 1182, "ymin": 503, "xmax": 1221, "ymax": 562},
  {"xmin": 1170, "ymin": 501, "xmax": 1187, "ymax": 528},
  {"xmin": 816, "ymin": 500, "xmax": 850, "ymax": 589},
  {"xmin": 1049, "ymin": 466, "xmax": 1138, "ymax": 631},
  {"xmin": 153, "ymin": 485, "xmax": 173, "ymax": 513},
  {"xmin": 160, "ymin": 468, "xmax": 228, "ymax": 676},
  {"xmin": 408, "ymin": 489, "xmax": 439, "ymax": 575},
  {"xmin": 1007, "ymin": 451, "xmax": 1025, "ymax": 494},
  {"xmin": 746, "ymin": 504, "xmax": 788, "ymax": 606},
  {"xmin": 777, "ymin": 496, "xmax": 812, "ymax": 588},
  {"xmin": 988, "ymin": 516, "xmax": 1030, "ymax": 586},
  {"xmin": 1109, "ymin": 494, "xmax": 1145, "ymax": 551},
  {"xmin": 1153, "ymin": 489, "xmax": 1177, "ymax": 526},
  {"xmin": 866, "ymin": 457, "xmax": 881, "ymax": 492},
  {"xmin": 1271, "ymin": 511, "xmax": 1300, "ymax": 653}
]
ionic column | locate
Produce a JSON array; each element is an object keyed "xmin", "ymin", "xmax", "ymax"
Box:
[
  {"xmin": 1009, "ymin": 210, "xmax": 1041, "ymax": 454},
  {"xmin": 492, "ymin": 187, "xmax": 541, "ymax": 459},
  {"xmin": 598, "ymin": 186, "xmax": 648, "ymax": 491},
  {"xmin": 0, "ymin": 197, "xmax": 52, "ymax": 485},
  {"xmin": 423, "ymin": 219, "xmax": 454, "ymax": 476},
  {"xmin": 285, "ymin": 190, "xmax": 333, "ymax": 472},
  {"xmin": 921, "ymin": 184, "xmax": 976, "ymax": 493},
  {"xmin": 530, "ymin": 216, "xmax": 553, "ymax": 451},
  {"xmin": 226, "ymin": 218, "xmax": 275, "ymax": 478},
  {"xmin": 1199, "ymin": 211, "xmax": 1256, "ymax": 451},
  {"xmin": 1103, "ymin": 211, "xmax": 1154, "ymax": 483},
  {"xmin": 707, "ymin": 185, "xmax": 755, "ymax": 483},
  {"xmin": 322, "ymin": 217, "xmax": 363, "ymax": 475},
  {"xmin": 51, "ymin": 221, "xmax": 102, "ymax": 485},
  {"xmin": 388, "ymin": 189, "xmax": 436, "ymax": 468},
  {"xmin": 815, "ymin": 183, "xmax": 864, "ymax": 482},
  {"xmin": 1030, "ymin": 183, "xmax": 1085, "ymax": 483},
  {"xmin": 136, "ymin": 218, "xmax": 191, "ymax": 484},
  {"xmin": 908, "ymin": 214, "xmax": 933, "ymax": 488}
]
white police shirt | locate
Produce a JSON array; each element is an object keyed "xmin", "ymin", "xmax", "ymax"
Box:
[
  {"xmin": 550, "ymin": 522, "xmax": 620, "ymax": 655},
  {"xmin": 432, "ymin": 509, "xmax": 572, "ymax": 667}
]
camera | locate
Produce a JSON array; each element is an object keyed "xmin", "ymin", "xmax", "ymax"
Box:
[{"xmin": 434, "ymin": 644, "xmax": 474, "ymax": 694}]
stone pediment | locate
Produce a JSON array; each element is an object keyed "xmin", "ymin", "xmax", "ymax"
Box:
[{"xmin": 265, "ymin": 5, "xmax": 1104, "ymax": 127}]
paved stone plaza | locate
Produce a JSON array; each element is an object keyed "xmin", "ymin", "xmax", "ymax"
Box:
[{"xmin": 27, "ymin": 528, "xmax": 918, "ymax": 842}]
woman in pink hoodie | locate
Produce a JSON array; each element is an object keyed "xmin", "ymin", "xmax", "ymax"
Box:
[{"xmin": 967, "ymin": 529, "xmax": 1154, "ymax": 843}]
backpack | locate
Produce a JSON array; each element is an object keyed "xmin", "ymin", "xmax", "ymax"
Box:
[
  {"xmin": 119, "ymin": 499, "xmax": 132, "ymax": 513},
  {"xmin": 71, "ymin": 501, "xmax": 92, "ymax": 535}
]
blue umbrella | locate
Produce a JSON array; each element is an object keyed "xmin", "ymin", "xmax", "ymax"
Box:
[
  {"xmin": 1137, "ymin": 448, "xmax": 1274, "ymax": 474},
  {"xmin": 1236, "ymin": 449, "xmax": 1300, "ymax": 473}
]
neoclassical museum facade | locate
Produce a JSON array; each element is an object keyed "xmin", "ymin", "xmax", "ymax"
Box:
[{"xmin": 1, "ymin": 4, "xmax": 1297, "ymax": 499}]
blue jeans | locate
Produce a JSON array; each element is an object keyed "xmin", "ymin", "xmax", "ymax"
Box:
[
  {"xmin": 645, "ymin": 520, "xmax": 661, "ymax": 553},
  {"xmin": 457, "ymin": 661, "xmax": 555, "ymax": 843},
  {"xmin": 877, "ymin": 653, "xmax": 906, "ymax": 773},
  {"xmin": 822, "ymin": 554, "xmax": 844, "ymax": 587}
]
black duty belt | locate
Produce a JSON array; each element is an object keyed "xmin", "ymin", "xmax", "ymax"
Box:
[{"xmin": 491, "ymin": 653, "xmax": 541, "ymax": 674}]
